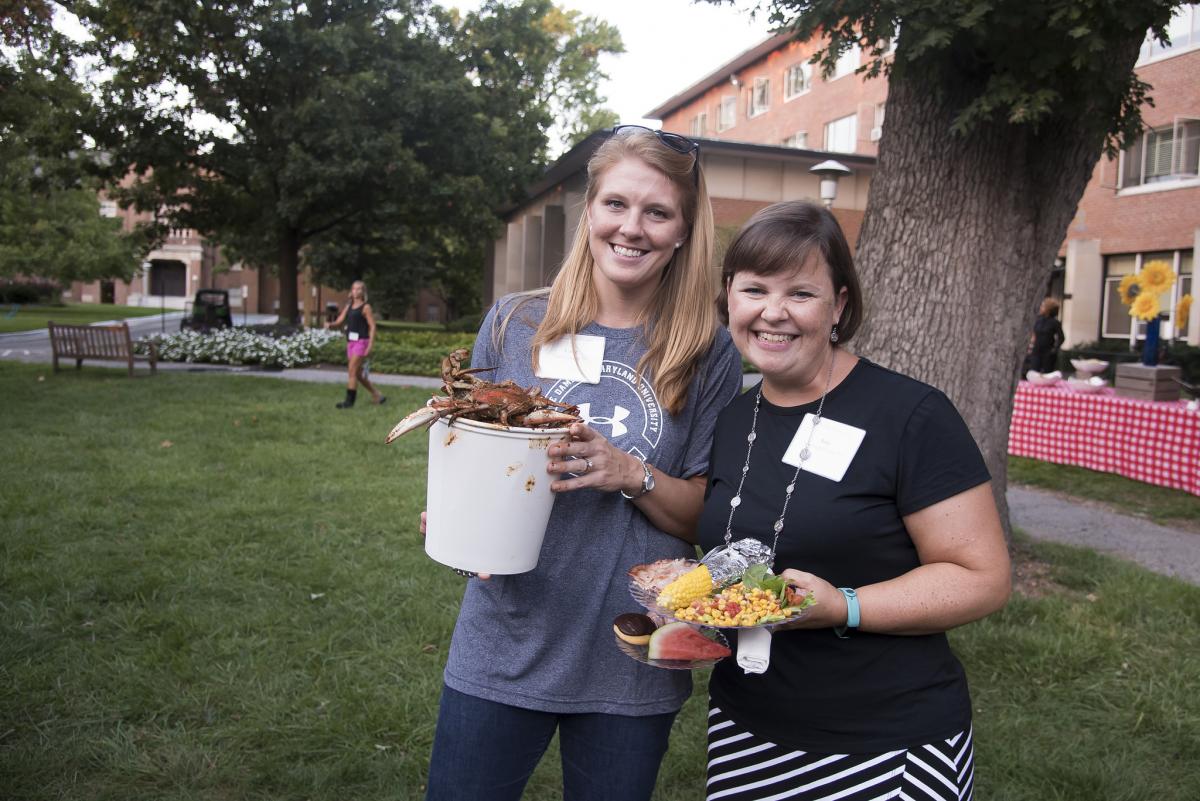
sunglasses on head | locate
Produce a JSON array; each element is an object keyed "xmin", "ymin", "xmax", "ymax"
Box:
[{"xmin": 608, "ymin": 124, "xmax": 701, "ymax": 185}]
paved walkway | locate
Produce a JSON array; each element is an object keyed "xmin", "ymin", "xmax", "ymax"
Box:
[
  {"xmin": 3, "ymin": 312, "xmax": 1198, "ymax": 584},
  {"xmin": 1008, "ymin": 485, "xmax": 1198, "ymax": 585}
]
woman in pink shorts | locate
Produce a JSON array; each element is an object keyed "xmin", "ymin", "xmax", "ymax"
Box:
[{"xmin": 326, "ymin": 280, "xmax": 385, "ymax": 409}]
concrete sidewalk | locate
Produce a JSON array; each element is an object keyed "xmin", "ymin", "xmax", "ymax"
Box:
[{"xmin": 1008, "ymin": 485, "xmax": 1199, "ymax": 585}]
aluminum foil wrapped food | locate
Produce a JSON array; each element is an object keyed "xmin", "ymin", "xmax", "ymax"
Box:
[{"xmin": 700, "ymin": 537, "xmax": 774, "ymax": 587}]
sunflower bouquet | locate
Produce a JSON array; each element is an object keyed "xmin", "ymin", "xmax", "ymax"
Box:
[{"xmin": 1117, "ymin": 260, "xmax": 1176, "ymax": 322}]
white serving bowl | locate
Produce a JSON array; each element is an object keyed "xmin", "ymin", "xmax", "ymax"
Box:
[
  {"xmin": 1070, "ymin": 358, "xmax": 1110, "ymax": 375},
  {"xmin": 1066, "ymin": 376, "xmax": 1107, "ymax": 394},
  {"xmin": 1025, "ymin": 370, "xmax": 1063, "ymax": 385}
]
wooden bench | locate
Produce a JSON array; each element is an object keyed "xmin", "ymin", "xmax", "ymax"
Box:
[{"xmin": 48, "ymin": 321, "xmax": 158, "ymax": 377}]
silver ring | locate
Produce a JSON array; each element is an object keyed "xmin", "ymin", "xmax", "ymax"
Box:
[{"xmin": 578, "ymin": 457, "xmax": 593, "ymax": 474}]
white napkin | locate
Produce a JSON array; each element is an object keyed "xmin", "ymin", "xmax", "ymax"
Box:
[{"xmin": 736, "ymin": 627, "xmax": 772, "ymax": 674}]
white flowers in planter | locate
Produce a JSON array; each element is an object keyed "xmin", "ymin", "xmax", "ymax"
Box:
[{"xmin": 136, "ymin": 328, "xmax": 341, "ymax": 368}]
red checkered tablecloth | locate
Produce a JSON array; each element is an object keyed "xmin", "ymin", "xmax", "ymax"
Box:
[{"xmin": 1008, "ymin": 381, "xmax": 1200, "ymax": 496}]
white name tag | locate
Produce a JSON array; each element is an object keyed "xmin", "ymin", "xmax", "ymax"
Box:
[
  {"xmin": 781, "ymin": 414, "xmax": 865, "ymax": 482},
  {"xmin": 348, "ymin": 332, "xmax": 360, "ymax": 341},
  {"xmin": 534, "ymin": 334, "xmax": 605, "ymax": 384}
]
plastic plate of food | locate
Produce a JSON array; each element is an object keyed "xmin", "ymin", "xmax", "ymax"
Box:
[
  {"xmin": 612, "ymin": 613, "xmax": 730, "ymax": 670},
  {"xmin": 1066, "ymin": 376, "xmax": 1107, "ymax": 394},
  {"xmin": 1070, "ymin": 358, "xmax": 1109, "ymax": 375},
  {"xmin": 1025, "ymin": 370, "xmax": 1063, "ymax": 385},
  {"xmin": 627, "ymin": 559, "xmax": 815, "ymax": 632}
]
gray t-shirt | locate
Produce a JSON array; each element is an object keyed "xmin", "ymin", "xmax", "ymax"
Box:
[{"xmin": 443, "ymin": 294, "xmax": 743, "ymax": 715}]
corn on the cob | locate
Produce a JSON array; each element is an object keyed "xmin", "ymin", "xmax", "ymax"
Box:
[{"xmin": 657, "ymin": 564, "xmax": 714, "ymax": 609}]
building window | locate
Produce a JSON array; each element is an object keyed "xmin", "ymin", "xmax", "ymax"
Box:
[
  {"xmin": 1137, "ymin": 4, "xmax": 1200, "ymax": 63},
  {"xmin": 690, "ymin": 112, "xmax": 708, "ymax": 137},
  {"xmin": 1120, "ymin": 120, "xmax": 1200, "ymax": 187},
  {"xmin": 1101, "ymin": 251, "xmax": 1194, "ymax": 339},
  {"xmin": 749, "ymin": 77, "xmax": 770, "ymax": 118},
  {"xmin": 784, "ymin": 63, "xmax": 812, "ymax": 99},
  {"xmin": 824, "ymin": 113, "xmax": 858, "ymax": 153},
  {"xmin": 830, "ymin": 43, "xmax": 861, "ymax": 79},
  {"xmin": 783, "ymin": 131, "xmax": 808, "ymax": 149},
  {"xmin": 719, "ymin": 95, "xmax": 736, "ymax": 131}
]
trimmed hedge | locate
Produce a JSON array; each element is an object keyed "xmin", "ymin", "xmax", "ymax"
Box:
[
  {"xmin": 317, "ymin": 330, "xmax": 476, "ymax": 377},
  {"xmin": 0, "ymin": 280, "xmax": 61, "ymax": 305}
]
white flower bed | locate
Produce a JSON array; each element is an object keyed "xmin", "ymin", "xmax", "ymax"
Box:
[{"xmin": 136, "ymin": 328, "xmax": 341, "ymax": 368}]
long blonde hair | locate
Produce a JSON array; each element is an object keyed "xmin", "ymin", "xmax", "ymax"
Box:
[{"xmin": 515, "ymin": 129, "xmax": 717, "ymax": 415}]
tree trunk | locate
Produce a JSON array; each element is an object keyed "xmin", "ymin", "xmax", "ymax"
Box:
[
  {"xmin": 277, "ymin": 228, "xmax": 300, "ymax": 326},
  {"xmin": 850, "ymin": 39, "xmax": 1144, "ymax": 537}
]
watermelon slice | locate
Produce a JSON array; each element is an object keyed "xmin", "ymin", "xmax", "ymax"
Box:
[{"xmin": 646, "ymin": 622, "xmax": 730, "ymax": 661}]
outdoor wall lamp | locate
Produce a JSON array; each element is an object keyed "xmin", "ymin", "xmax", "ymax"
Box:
[{"xmin": 809, "ymin": 159, "xmax": 852, "ymax": 207}]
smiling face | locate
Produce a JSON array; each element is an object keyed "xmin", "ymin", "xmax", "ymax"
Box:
[
  {"xmin": 727, "ymin": 255, "xmax": 848, "ymax": 396},
  {"xmin": 586, "ymin": 157, "xmax": 688, "ymax": 311},
  {"xmin": 350, "ymin": 281, "xmax": 365, "ymax": 302}
]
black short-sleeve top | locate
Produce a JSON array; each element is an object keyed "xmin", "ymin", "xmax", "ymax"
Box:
[{"xmin": 698, "ymin": 358, "xmax": 991, "ymax": 753}]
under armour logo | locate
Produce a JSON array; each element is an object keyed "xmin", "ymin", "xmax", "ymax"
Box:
[{"xmin": 578, "ymin": 403, "xmax": 631, "ymax": 437}]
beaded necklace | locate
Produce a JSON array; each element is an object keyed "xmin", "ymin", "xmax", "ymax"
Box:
[{"xmin": 722, "ymin": 350, "xmax": 837, "ymax": 561}]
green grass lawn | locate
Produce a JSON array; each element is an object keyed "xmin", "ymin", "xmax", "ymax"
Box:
[
  {"xmin": 2, "ymin": 361, "xmax": 1198, "ymax": 800},
  {"xmin": 1010, "ymin": 456, "xmax": 1200, "ymax": 528},
  {"xmin": 0, "ymin": 303, "xmax": 165, "ymax": 333}
]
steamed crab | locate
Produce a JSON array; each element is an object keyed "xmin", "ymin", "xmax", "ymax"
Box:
[{"xmin": 385, "ymin": 348, "xmax": 581, "ymax": 443}]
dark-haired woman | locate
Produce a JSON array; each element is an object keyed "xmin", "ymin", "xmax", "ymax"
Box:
[
  {"xmin": 1023, "ymin": 297, "xmax": 1064, "ymax": 374},
  {"xmin": 697, "ymin": 201, "xmax": 1011, "ymax": 800}
]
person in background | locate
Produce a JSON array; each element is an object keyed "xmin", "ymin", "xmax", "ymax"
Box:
[
  {"xmin": 698, "ymin": 201, "xmax": 1011, "ymax": 800},
  {"xmin": 325, "ymin": 279, "xmax": 385, "ymax": 409},
  {"xmin": 422, "ymin": 126, "xmax": 743, "ymax": 801},
  {"xmin": 1023, "ymin": 297, "xmax": 1064, "ymax": 374}
]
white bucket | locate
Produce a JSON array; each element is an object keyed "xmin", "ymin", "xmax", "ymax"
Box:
[{"xmin": 424, "ymin": 416, "xmax": 570, "ymax": 575}]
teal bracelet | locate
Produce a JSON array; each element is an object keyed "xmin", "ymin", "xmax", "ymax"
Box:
[{"xmin": 834, "ymin": 587, "xmax": 859, "ymax": 639}]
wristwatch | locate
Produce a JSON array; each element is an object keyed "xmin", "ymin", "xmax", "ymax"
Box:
[{"xmin": 620, "ymin": 459, "xmax": 655, "ymax": 500}]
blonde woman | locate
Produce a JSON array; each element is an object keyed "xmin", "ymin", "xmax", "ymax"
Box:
[
  {"xmin": 325, "ymin": 280, "xmax": 384, "ymax": 408},
  {"xmin": 423, "ymin": 127, "xmax": 743, "ymax": 801}
]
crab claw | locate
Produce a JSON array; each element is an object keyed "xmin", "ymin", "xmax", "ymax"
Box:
[
  {"xmin": 521, "ymin": 410, "xmax": 581, "ymax": 428},
  {"xmin": 385, "ymin": 406, "xmax": 441, "ymax": 444}
]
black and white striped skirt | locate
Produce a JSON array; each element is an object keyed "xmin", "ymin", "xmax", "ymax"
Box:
[{"xmin": 706, "ymin": 704, "xmax": 974, "ymax": 801}]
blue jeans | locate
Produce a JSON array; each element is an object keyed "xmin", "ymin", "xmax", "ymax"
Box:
[{"xmin": 424, "ymin": 685, "xmax": 677, "ymax": 801}]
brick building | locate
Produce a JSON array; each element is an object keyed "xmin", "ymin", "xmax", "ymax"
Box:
[
  {"xmin": 648, "ymin": 32, "xmax": 889, "ymax": 159},
  {"xmin": 1058, "ymin": 10, "xmax": 1200, "ymax": 349},
  {"xmin": 645, "ymin": 13, "xmax": 1200, "ymax": 348},
  {"xmin": 66, "ymin": 195, "xmax": 449, "ymax": 324}
]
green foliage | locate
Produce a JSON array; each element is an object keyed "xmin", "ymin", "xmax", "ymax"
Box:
[
  {"xmin": 0, "ymin": 185, "xmax": 145, "ymax": 283},
  {"xmin": 137, "ymin": 328, "xmax": 342, "ymax": 368},
  {"xmin": 1164, "ymin": 340, "xmax": 1200, "ymax": 385},
  {"xmin": 0, "ymin": 279, "xmax": 59, "ymax": 305},
  {"xmin": 2, "ymin": 362, "xmax": 1199, "ymax": 799},
  {"xmin": 753, "ymin": 0, "xmax": 1183, "ymax": 151},
  {"xmin": 317, "ymin": 330, "xmax": 476, "ymax": 376},
  {"xmin": 77, "ymin": 0, "xmax": 622, "ymax": 322},
  {"xmin": 0, "ymin": 14, "xmax": 150, "ymax": 283}
]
